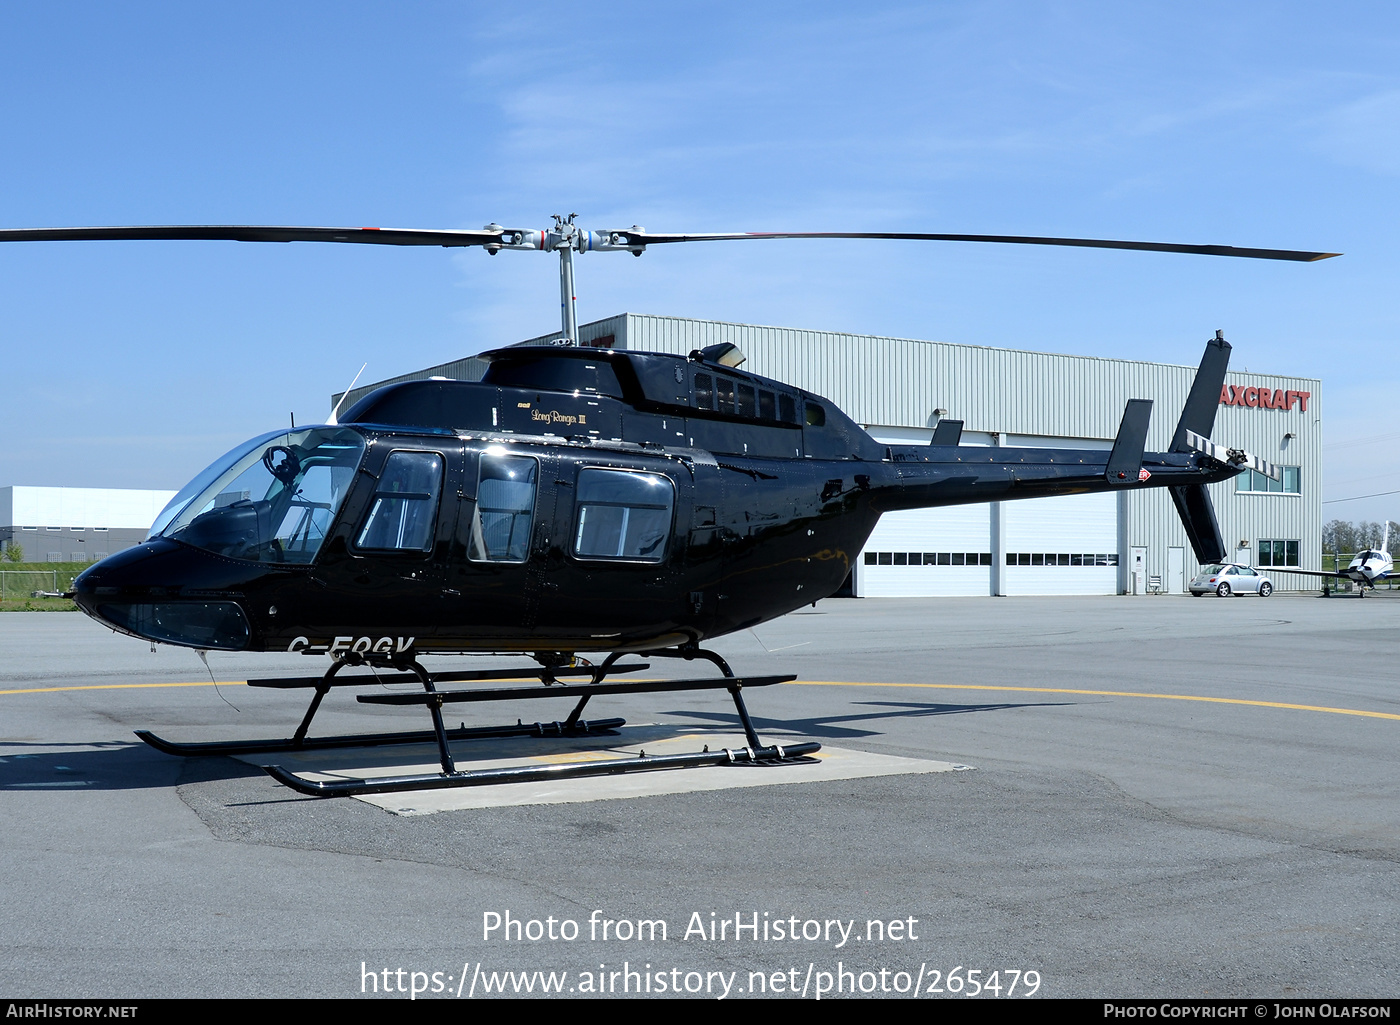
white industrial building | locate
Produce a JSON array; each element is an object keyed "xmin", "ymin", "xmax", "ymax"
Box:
[
  {"xmin": 0, "ymin": 486, "xmax": 177, "ymax": 561},
  {"xmin": 337, "ymin": 313, "xmax": 1324, "ymax": 597}
]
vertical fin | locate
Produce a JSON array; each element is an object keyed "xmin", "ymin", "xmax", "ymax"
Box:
[
  {"xmin": 1105, "ymin": 400, "xmax": 1152, "ymax": 483},
  {"xmin": 1170, "ymin": 332, "xmax": 1232, "ymax": 452},
  {"xmin": 930, "ymin": 419, "xmax": 963, "ymax": 446}
]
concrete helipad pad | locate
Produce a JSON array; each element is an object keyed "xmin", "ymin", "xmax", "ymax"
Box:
[{"xmin": 240, "ymin": 724, "xmax": 967, "ymax": 815}]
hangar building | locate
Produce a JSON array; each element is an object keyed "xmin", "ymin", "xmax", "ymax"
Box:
[
  {"xmin": 337, "ymin": 314, "xmax": 1322, "ymax": 597},
  {"xmin": 0, "ymin": 486, "xmax": 177, "ymax": 562}
]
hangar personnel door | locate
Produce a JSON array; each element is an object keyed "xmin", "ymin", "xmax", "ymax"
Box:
[{"xmin": 1168, "ymin": 547, "xmax": 1186, "ymax": 594}]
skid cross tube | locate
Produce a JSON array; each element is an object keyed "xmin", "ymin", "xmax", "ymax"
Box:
[
  {"xmin": 606, "ymin": 645, "xmax": 764, "ymax": 750},
  {"xmin": 407, "ymin": 660, "xmax": 456, "ymax": 774}
]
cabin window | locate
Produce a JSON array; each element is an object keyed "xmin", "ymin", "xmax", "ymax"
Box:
[
  {"xmin": 694, "ymin": 373, "xmax": 714, "ymax": 410},
  {"xmin": 779, "ymin": 395, "xmax": 798, "ymax": 423},
  {"xmin": 572, "ymin": 469, "xmax": 674, "ymax": 562},
  {"xmin": 715, "ymin": 377, "xmax": 736, "ymax": 414},
  {"xmin": 481, "ymin": 356, "xmax": 623, "ymax": 398},
  {"xmin": 805, "ymin": 402, "xmax": 826, "ymax": 427},
  {"xmin": 736, "ymin": 384, "xmax": 756, "ymax": 418},
  {"xmin": 759, "ymin": 390, "xmax": 776, "ymax": 420},
  {"xmin": 468, "ymin": 454, "xmax": 538, "ymax": 563},
  {"xmin": 356, "ymin": 451, "xmax": 444, "ymax": 552}
]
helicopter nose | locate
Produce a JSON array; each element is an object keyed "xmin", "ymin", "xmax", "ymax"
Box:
[{"xmin": 73, "ymin": 539, "xmax": 253, "ymax": 650}]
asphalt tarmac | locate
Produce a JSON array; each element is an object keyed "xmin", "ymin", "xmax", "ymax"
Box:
[{"xmin": 2, "ymin": 592, "xmax": 1397, "ymax": 1000}]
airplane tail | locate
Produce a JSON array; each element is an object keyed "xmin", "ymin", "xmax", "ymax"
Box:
[{"xmin": 1168, "ymin": 333, "xmax": 1232, "ymax": 564}]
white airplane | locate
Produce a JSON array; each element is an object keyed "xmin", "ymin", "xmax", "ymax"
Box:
[{"xmin": 1265, "ymin": 522, "xmax": 1393, "ymax": 596}]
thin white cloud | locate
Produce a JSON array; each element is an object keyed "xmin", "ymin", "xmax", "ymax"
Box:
[{"xmin": 1315, "ymin": 89, "xmax": 1400, "ymax": 175}]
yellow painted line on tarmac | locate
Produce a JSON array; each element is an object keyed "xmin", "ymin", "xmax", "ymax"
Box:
[
  {"xmin": 5, "ymin": 678, "xmax": 1397, "ymax": 723},
  {"xmin": 0, "ymin": 681, "xmax": 246, "ymax": 696},
  {"xmin": 0, "ymin": 676, "xmax": 561, "ymax": 696},
  {"xmin": 791, "ymin": 681, "xmax": 1400, "ymax": 722}
]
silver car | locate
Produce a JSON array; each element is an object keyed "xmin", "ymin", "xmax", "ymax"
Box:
[{"xmin": 1190, "ymin": 563, "xmax": 1274, "ymax": 597}]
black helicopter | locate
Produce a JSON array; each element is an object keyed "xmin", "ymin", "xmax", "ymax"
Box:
[{"xmin": 0, "ymin": 220, "xmax": 1333, "ymax": 796}]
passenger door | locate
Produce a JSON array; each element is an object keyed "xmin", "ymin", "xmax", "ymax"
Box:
[
  {"xmin": 533, "ymin": 457, "xmax": 688, "ymax": 647},
  {"xmin": 441, "ymin": 447, "xmax": 548, "ymax": 644}
]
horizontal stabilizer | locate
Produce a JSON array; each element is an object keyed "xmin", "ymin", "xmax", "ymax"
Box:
[
  {"xmin": 1184, "ymin": 430, "xmax": 1281, "ymax": 481},
  {"xmin": 1106, "ymin": 399, "xmax": 1153, "ymax": 484},
  {"xmin": 1171, "ymin": 333, "xmax": 1232, "ymax": 452},
  {"xmin": 1170, "ymin": 484, "xmax": 1227, "ymax": 564},
  {"xmin": 930, "ymin": 419, "xmax": 963, "ymax": 446}
]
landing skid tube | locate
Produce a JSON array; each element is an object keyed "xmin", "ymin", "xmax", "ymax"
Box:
[
  {"xmin": 266, "ymin": 740, "xmax": 821, "ymax": 797},
  {"xmin": 134, "ymin": 658, "xmax": 643, "ymax": 758},
  {"xmin": 134, "ymin": 718, "xmax": 626, "ymax": 758},
  {"xmin": 264, "ymin": 646, "xmax": 821, "ymax": 798}
]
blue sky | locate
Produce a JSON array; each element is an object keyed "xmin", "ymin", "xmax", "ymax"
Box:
[{"xmin": 1, "ymin": 2, "xmax": 1396, "ymax": 522}]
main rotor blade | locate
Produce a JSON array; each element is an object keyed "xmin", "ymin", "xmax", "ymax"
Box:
[
  {"xmin": 0, "ymin": 225, "xmax": 505, "ymax": 247},
  {"xmin": 0, "ymin": 224, "xmax": 1341, "ymax": 262},
  {"xmin": 616, "ymin": 230, "xmax": 1340, "ymax": 262}
]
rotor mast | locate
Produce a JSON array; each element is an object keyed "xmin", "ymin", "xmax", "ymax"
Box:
[
  {"xmin": 529, "ymin": 214, "xmax": 646, "ymax": 345},
  {"xmin": 549, "ymin": 214, "xmax": 580, "ymax": 345}
]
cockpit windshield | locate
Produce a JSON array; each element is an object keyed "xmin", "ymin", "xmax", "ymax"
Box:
[{"xmin": 154, "ymin": 427, "xmax": 366, "ymax": 564}]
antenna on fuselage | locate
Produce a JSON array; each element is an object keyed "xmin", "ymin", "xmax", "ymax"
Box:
[{"xmin": 327, "ymin": 363, "xmax": 367, "ymax": 426}]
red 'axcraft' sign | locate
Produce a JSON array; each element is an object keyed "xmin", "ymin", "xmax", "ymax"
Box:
[{"xmin": 1219, "ymin": 385, "xmax": 1310, "ymax": 411}]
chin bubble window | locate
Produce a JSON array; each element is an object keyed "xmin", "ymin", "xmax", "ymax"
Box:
[{"xmin": 573, "ymin": 469, "xmax": 674, "ymax": 562}]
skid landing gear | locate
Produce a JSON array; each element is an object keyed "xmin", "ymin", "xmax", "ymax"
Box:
[
  {"xmin": 135, "ymin": 657, "xmax": 640, "ymax": 758},
  {"xmin": 260, "ymin": 645, "xmax": 819, "ymax": 797}
]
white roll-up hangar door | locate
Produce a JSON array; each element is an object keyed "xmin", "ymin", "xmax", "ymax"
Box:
[
  {"xmin": 855, "ymin": 505, "xmax": 992, "ymax": 597},
  {"xmin": 1002, "ymin": 492, "xmax": 1117, "ymax": 595}
]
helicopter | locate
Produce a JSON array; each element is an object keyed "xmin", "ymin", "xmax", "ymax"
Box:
[{"xmin": 0, "ymin": 218, "xmax": 1335, "ymax": 796}]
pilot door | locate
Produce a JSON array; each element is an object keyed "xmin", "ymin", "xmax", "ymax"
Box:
[{"xmin": 306, "ymin": 440, "xmax": 461, "ymax": 646}]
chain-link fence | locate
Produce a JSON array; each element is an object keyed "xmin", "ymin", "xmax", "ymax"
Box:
[{"xmin": 0, "ymin": 571, "xmax": 62, "ymax": 599}]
